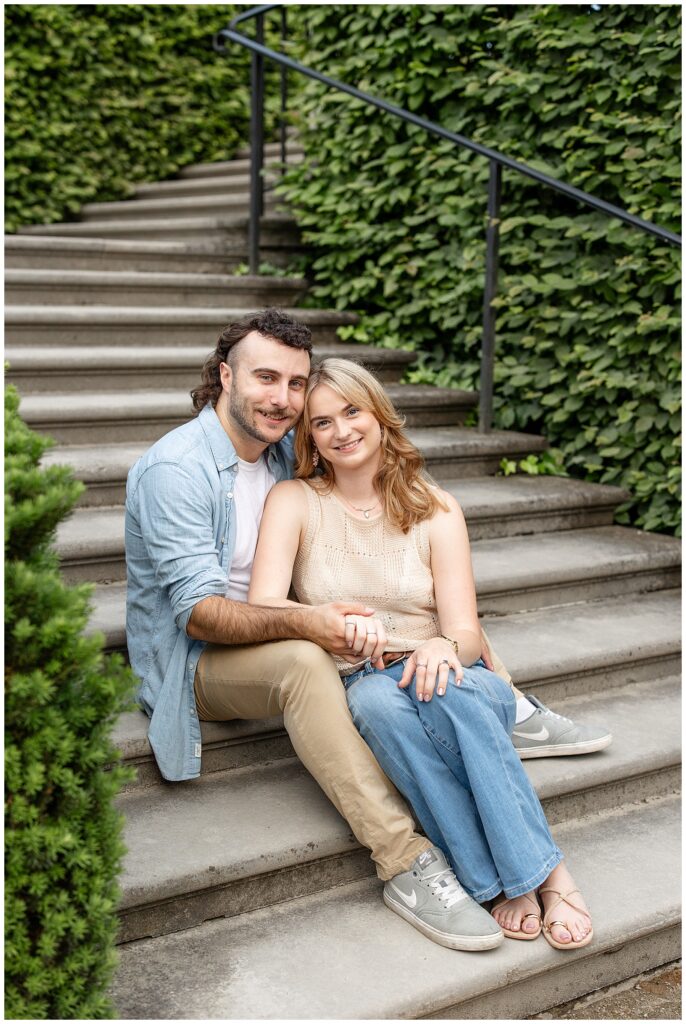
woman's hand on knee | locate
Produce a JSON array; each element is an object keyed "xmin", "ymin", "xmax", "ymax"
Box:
[{"xmin": 399, "ymin": 640, "xmax": 463, "ymax": 701}]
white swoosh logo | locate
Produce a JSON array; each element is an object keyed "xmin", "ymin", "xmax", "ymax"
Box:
[
  {"xmin": 513, "ymin": 724, "xmax": 549, "ymax": 741},
  {"xmin": 389, "ymin": 883, "xmax": 417, "ymax": 908}
]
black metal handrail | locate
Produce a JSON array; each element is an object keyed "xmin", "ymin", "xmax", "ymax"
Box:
[{"xmin": 215, "ymin": 4, "xmax": 681, "ymax": 431}]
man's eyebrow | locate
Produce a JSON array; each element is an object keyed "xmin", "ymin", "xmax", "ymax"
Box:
[{"xmin": 251, "ymin": 366, "xmax": 308, "ymax": 382}]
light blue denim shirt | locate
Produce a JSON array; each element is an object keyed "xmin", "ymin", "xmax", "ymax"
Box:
[{"xmin": 125, "ymin": 403, "xmax": 294, "ymax": 781}]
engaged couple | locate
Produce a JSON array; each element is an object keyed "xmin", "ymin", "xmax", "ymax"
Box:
[{"xmin": 125, "ymin": 309, "xmax": 611, "ymax": 952}]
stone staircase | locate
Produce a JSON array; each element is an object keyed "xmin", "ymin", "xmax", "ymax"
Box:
[{"xmin": 6, "ymin": 138, "xmax": 681, "ymax": 1019}]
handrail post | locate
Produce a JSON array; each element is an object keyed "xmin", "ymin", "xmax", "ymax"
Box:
[
  {"xmin": 248, "ymin": 13, "xmax": 265, "ymax": 274},
  {"xmin": 279, "ymin": 6, "xmax": 288, "ymax": 166},
  {"xmin": 479, "ymin": 159, "xmax": 502, "ymax": 433}
]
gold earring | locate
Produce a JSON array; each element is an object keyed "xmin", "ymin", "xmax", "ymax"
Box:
[{"xmin": 312, "ymin": 447, "xmax": 319, "ymax": 469}]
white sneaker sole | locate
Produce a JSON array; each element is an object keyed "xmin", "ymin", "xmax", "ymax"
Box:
[
  {"xmin": 516, "ymin": 734, "xmax": 613, "ymax": 759},
  {"xmin": 383, "ymin": 889, "xmax": 504, "ymax": 951}
]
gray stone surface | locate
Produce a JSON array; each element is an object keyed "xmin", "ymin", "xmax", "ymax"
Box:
[
  {"xmin": 4, "ymin": 234, "xmax": 241, "ymax": 273},
  {"xmin": 22, "ymin": 383, "xmax": 474, "ymax": 445},
  {"xmin": 6, "ymin": 302, "xmax": 355, "ymax": 347},
  {"xmin": 10, "ymin": 342, "xmax": 414, "ymax": 396},
  {"xmin": 80, "ymin": 192, "xmax": 275, "ymax": 221},
  {"xmin": 471, "ymin": 525, "xmax": 682, "ymax": 612},
  {"xmin": 484, "ymin": 589, "xmax": 681, "ymax": 699},
  {"xmin": 5, "ymin": 268, "xmax": 307, "ymax": 307},
  {"xmin": 110, "ymin": 796, "xmax": 681, "ymax": 1020},
  {"xmin": 113, "ymin": 676, "xmax": 679, "ymax": 941}
]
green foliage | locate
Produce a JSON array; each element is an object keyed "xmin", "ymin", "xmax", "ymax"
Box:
[
  {"xmin": 5, "ymin": 386, "xmax": 136, "ymax": 1019},
  {"xmin": 500, "ymin": 450, "xmax": 570, "ymax": 478},
  {"xmin": 283, "ymin": 4, "xmax": 681, "ymax": 534},
  {"xmin": 5, "ymin": 4, "xmax": 277, "ymax": 232}
]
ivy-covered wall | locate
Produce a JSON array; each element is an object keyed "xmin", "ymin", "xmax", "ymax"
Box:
[
  {"xmin": 283, "ymin": 4, "xmax": 681, "ymax": 534},
  {"xmin": 4, "ymin": 4, "xmax": 256, "ymax": 232}
]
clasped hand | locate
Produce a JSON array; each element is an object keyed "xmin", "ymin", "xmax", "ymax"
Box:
[
  {"xmin": 308, "ymin": 603, "xmax": 386, "ymax": 665},
  {"xmin": 399, "ymin": 638, "xmax": 463, "ymax": 702}
]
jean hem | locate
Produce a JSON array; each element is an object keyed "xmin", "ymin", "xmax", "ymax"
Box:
[{"xmin": 493, "ymin": 847, "xmax": 565, "ymax": 901}]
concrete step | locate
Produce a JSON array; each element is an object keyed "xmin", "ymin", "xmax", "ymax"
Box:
[
  {"xmin": 103, "ymin": 588, "xmax": 680, "ymax": 786},
  {"xmin": 471, "ymin": 525, "xmax": 682, "ymax": 614},
  {"xmin": 17, "ymin": 213, "xmax": 301, "ymax": 259},
  {"xmin": 42, "ymin": 428, "xmax": 547, "ymax": 508},
  {"xmin": 5, "ymin": 304, "xmax": 354, "ymax": 348},
  {"xmin": 178, "ymin": 151, "xmax": 303, "ymax": 179},
  {"xmin": 79, "ymin": 192, "xmax": 281, "ymax": 223},
  {"xmin": 133, "ymin": 173, "xmax": 276, "ymax": 200},
  {"xmin": 54, "ymin": 477, "xmax": 628, "ymax": 584},
  {"xmin": 4, "ymin": 235, "xmax": 243, "ymax": 274},
  {"xmin": 110, "ymin": 795, "xmax": 680, "ymax": 1020},
  {"xmin": 112, "ymin": 675, "xmax": 680, "ymax": 943},
  {"xmin": 7, "ymin": 343, "xmax": 415, "ymax": 395},
  {"xmin": 235, "ymin": 139, "xmax": 303, "ymax": 161},
  {"xmin": 444, "ymin": 475, "xmax": 628, "ymax": 540},
  {"xmin": 55, "ymin": 479, "xmax": 679, "ymax": 605},
  {"xmin": 23, "ymin": 383, "xmax": 475, "ymax": 446},
  {"xmin": 4, "ymin": 269, "xmax": 308, "ymax": 308}
]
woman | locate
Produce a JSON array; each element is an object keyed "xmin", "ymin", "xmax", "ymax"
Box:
[{"xmin": 249, "ymin": 358, "xmax": 593, "ymax": 951}]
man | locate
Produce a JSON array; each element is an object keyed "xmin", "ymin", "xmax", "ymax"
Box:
[{"xmin": 125, "ymin": 309, "xmax": 610, "ymax": 952}]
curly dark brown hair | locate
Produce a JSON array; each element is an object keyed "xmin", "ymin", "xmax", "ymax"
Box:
[{"xmin": 190, "ymin": 308, "xmax": 313, "ymax": 412}]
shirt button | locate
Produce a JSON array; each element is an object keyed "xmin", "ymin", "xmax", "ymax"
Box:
[{"xmin": 226, "ymin": 491, "xmax": 233, "ymax": 498}]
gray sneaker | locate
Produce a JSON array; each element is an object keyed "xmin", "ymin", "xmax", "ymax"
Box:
[
  {"xmin": 512, "ymin": 694, "xmax": 612, "ymax": 759},
  {"xmin": 384, "ymin": 847, "xmax": 503, "ymax": 951}
]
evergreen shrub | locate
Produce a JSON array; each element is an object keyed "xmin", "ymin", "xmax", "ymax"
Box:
[
  {"xmin": 5, "ymin": 386, "xmax": 136, "ymax": 1019},
  {"xmin": 283, "ymin": 4, "xmax": 681, "ymax": 533},
  {"xmin": 5, "ymin": 4, "xmax": 282, "ymax": 232}
]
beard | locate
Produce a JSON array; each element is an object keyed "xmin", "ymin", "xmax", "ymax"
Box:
[{"xmin": 228, "ymin": 382, "xmax": 294, "ymax": 445}]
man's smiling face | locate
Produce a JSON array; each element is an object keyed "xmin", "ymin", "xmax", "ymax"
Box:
[{"xmin": 217, "ymin": 331, "xmax": 310, "ymax": 457}]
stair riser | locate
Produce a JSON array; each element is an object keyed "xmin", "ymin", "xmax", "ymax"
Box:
[
  {"xmin": 135, "ymin": 175, "xmax": 275, "ymax": 199},
  {"xmin": 5, "ymin": 249, "xmax": 240, "ymax": 274},
  {"xmin": 477, "ymin": 567, "xmax": 682, "ymax": 616},
  {"xmin": 10, "ymin": 358, "xmax": 408, "ymax": 394},
  {"xmin": 28, "ymin": 403, "xmax": 469, "ymax": 445},
  {"xmin": 80, "ymin": 194, "xmax": 279, "ymax": 222},
  {"xmin": 516, "ymin": 650, "xmax": 681, "ymax": 705},
  {"xmin": 424, "ymin": 454, "xmax": 529, "ymax": 478},
  {"xmin": 19, "ymin": 222, "xmax": 300, "ymax": 255},
  {"xmin": 60, "ymin": 555, "xmax": 681, "ymax": 611},
  {"xmin": 9, "ymin": 360, "xmax": 407, "ymax": 395},
  {"xmin": 115, "ymin": 767, "xmax": 680, "ymax": 943},
  {"xmin": 428, "ymin": 924, "xmax": 680, "ymax": 1021},
  {"xmin": 5, "ymin": 282, "xmax": 307, "ymax": 308},
  {"xmin": 179, "ymin": 153, "xmax": 303, "ymax": 178},
  {"xmin": 117, "ymin": 848, "xmax": 372, "ymax": 945},
  {"xmin": 6, "ymin": 321, "xmax": 344, "ymax": 347},
  {"xmin": 467, "ymin": 506, "xmax": 617, "ymax": 541}
]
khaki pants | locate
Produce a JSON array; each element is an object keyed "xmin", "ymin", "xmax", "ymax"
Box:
[{"xmin": 194, "ymin": 639, "xmax": 431, "ymax": 880}]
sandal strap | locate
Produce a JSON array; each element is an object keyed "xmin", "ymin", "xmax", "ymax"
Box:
[
  {"xmin": 539, "ymin": 887, "xmax": 590, "ymax": 929},
  {"xmin": 493, "ymin": 892, "xmax": 539, "ymax": 913}
]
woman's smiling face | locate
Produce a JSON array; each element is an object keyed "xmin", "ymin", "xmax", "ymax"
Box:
[{"xmin": 308, "ymin": 383, "xmax": 383, "ymax": 471}]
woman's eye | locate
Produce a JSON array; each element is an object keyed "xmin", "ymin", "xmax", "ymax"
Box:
[{"xmin": 347, "ymin": 407, "xmax": 359, "ymax": 416}]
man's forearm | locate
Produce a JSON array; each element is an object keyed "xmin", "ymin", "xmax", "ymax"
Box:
[{"xmin": 188, "ymin": 595, "xmax": 311, "ymax": 645}]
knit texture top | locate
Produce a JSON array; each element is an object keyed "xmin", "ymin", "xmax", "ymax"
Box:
[{"xmin": 292, "ymin": 480, "xmax": 440, "ymax": 674}]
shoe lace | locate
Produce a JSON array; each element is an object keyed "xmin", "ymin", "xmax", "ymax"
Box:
[
  {"xmin": 540, "ymin": 706, "xmax": 571, "ymax": 724},
  {"xmin": 428, "ymin": 868, "xmax": 468, "ymax": 908}
]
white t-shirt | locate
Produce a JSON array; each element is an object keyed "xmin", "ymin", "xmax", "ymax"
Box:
[{"xmin": 226, "ymin": 454, "xmax": 276, "ymax": 602}]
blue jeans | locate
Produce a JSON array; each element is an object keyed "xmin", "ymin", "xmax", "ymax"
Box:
[{"xmin": 344, "ymin": 659, "xmax": 563, "ymax": 902}]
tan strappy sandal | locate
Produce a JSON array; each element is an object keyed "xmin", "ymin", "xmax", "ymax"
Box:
[
  {"xmin": 490, "ymin": 892, "xmax": 542, "ymax": 941},
  {"xmin": 539, "ymin": 885, "xmax": 593, "ymax": 950}
]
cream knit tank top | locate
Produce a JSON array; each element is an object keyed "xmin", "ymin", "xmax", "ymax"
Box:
[{"xmin": 291, "ymin": 480, "xmax": 440, "ymax": 674}]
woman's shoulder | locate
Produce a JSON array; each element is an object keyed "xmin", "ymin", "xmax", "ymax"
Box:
[{"xmin": 426, "ymin": 483, "xmax": 463, "ymax": 518}]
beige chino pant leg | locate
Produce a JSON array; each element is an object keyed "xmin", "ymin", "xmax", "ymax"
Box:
[{"xmin": 194, "ymin": 639, "xmax": 430, "ymax": 880}]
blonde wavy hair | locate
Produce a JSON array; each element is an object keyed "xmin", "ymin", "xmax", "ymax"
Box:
[{"xmin": 294, "ymin": 358, "xmax": 448, "ymax": 533}]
